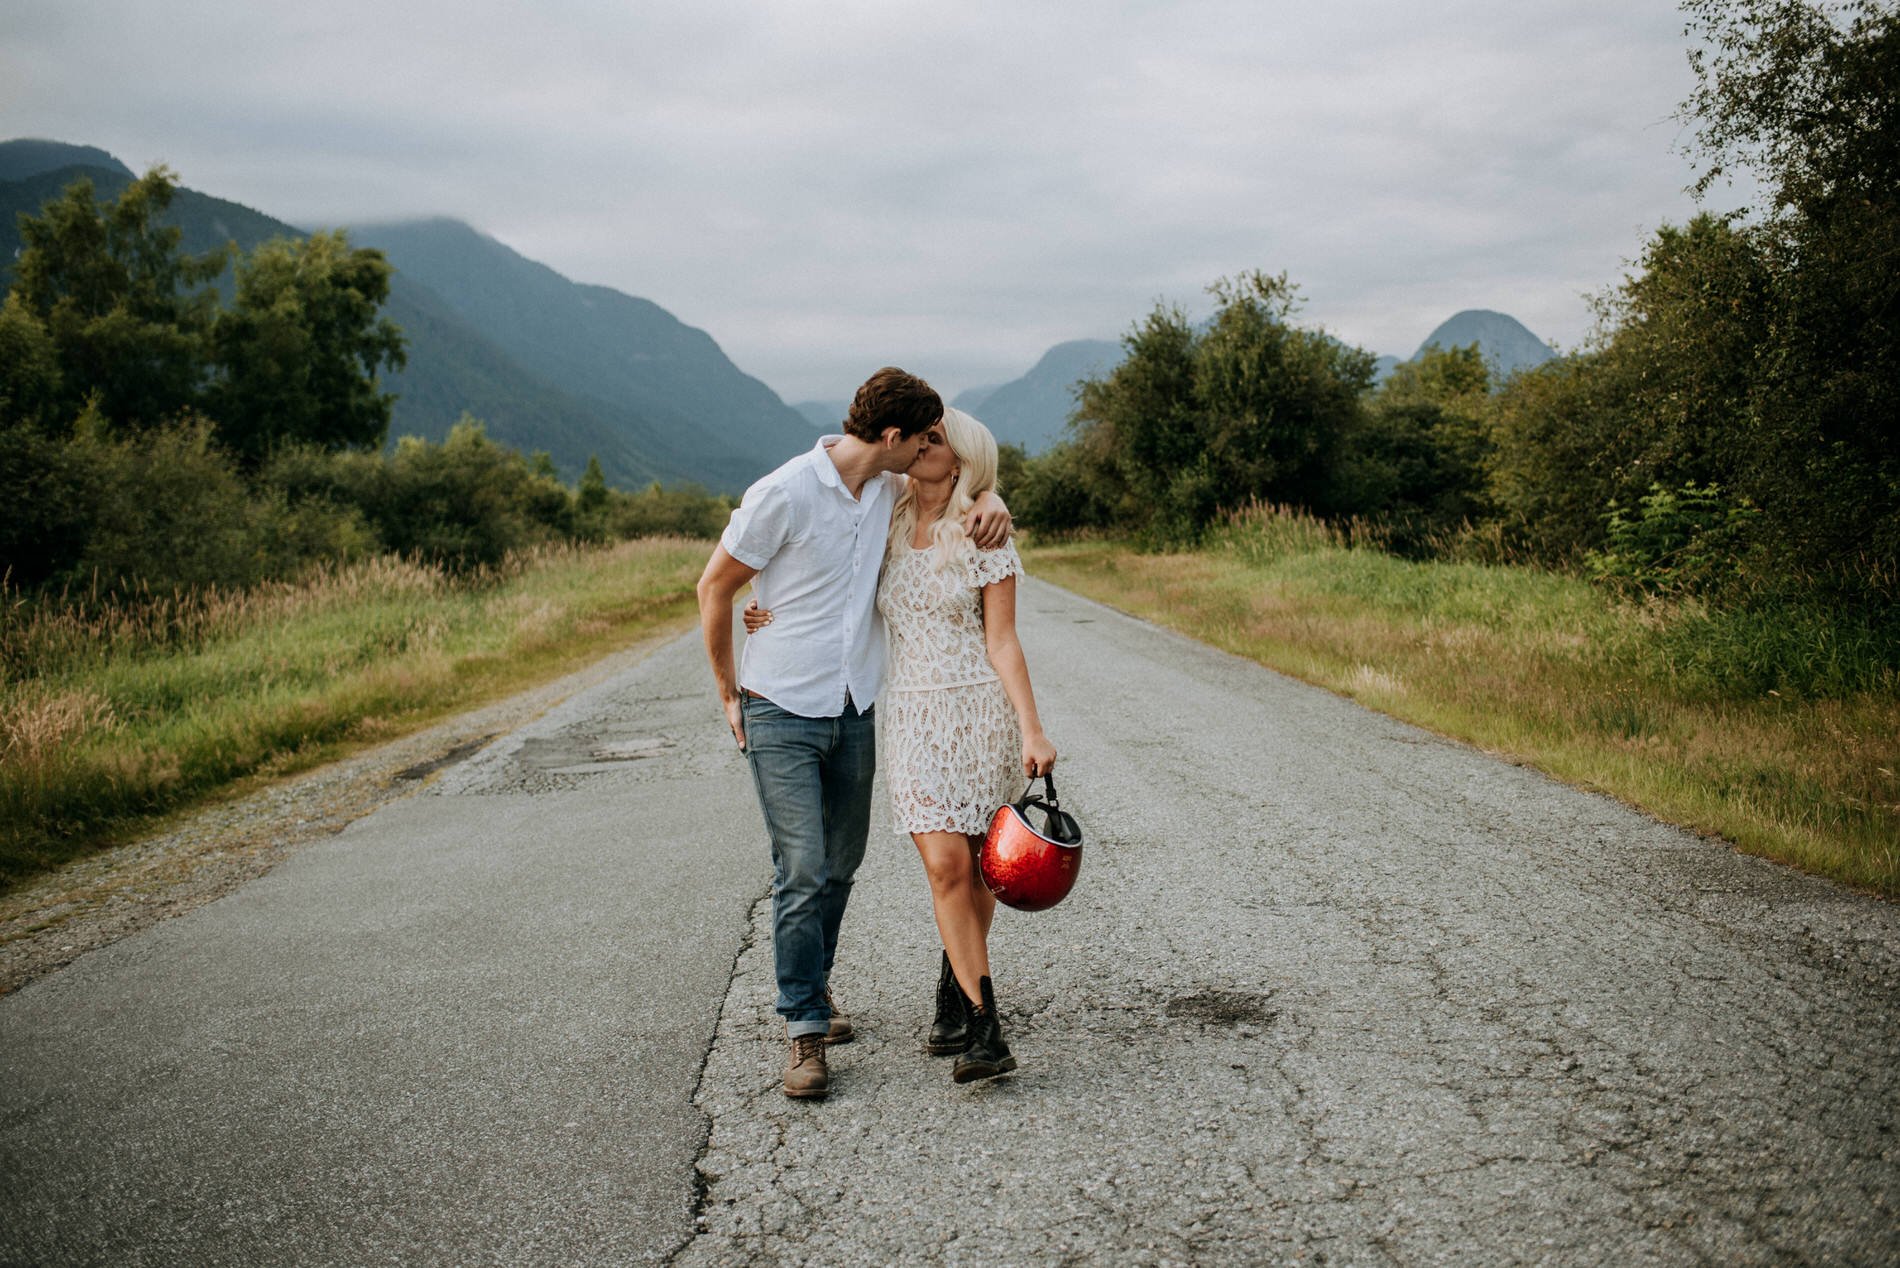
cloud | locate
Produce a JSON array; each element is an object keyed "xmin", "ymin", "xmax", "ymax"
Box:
[{"xmin": 6, "ymin": 0, "xmax": 1718, "ymax": 398}]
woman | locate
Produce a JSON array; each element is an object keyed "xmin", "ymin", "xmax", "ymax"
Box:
[{"xmin": 745, "ymin": 407, "xmax": 1056, "ymax": 1083}]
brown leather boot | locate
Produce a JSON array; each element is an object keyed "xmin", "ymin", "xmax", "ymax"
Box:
[{"xmin": 784, "ymin": 1033, "xmax": 830, "ymax": 1099}]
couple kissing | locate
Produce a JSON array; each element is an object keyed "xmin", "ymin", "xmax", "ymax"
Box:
[{"xmin": 696, "ymin": 367, "xmax": 1057, "ymax": 1100}]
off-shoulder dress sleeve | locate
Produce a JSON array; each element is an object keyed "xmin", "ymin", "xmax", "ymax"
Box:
[{"xmin": 969, "ymin": 539, "xmax": 1024, "ymax": 589}]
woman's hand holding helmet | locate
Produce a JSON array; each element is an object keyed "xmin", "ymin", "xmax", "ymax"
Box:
[{"xmin": 1022, "ymin": 729, "xmax": 1057, "ymax": 779}]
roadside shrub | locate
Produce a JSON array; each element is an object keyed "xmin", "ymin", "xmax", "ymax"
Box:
[
  {"xmin": 603, "ymin": 481, "xmax": 733, "ymax": 540},
  {"xmin": 67, "ymin": 413, "xmax": 276, "ymax": 592},
  {"xmin": 0, "ymin": 418, "xmax": 98, "ymax": 589},
  {"xmin": 369, "ymin": 419, "xmax": 572, "ymax": 569},
  {"xmin": 1586, "ymin": 481, "xmax": 1759, "ymax": 598},
  {"xmin": 1011, "ymin": 439, "xmax": 1120, "ymax": 536}
]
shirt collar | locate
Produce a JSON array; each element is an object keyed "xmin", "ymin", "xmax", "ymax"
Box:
[
  {"xmin": 812, "ymin": 434, "xmax": 891, "ymax": 502},
  {"xmin": 811, "ymin": 435, "xmax": 847, "ymax": 492}
]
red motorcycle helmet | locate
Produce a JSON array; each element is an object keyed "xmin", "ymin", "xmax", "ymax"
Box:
[{"xmin": 980, "ymin": 773, "xmax": 1083, "ymax": 912}]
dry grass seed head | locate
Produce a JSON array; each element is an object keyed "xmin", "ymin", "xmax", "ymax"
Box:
[{"xmin": 1, "ymin": 687, "xmax": 119, "ymax": 765}]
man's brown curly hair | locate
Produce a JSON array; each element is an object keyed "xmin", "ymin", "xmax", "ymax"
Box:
[{"xmin": 843, "ymin": 367, "xmax": 942, "ymax": 442}]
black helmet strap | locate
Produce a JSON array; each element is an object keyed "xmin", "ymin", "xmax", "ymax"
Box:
[{"xmin": 1013, "ymin": 773, "xmax": 1081, "ymax": 846}]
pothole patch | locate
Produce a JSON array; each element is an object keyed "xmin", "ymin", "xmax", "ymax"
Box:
[
  {"xmin": 394, "ymin": 734, "xmax": 498, "ymax": 781},
  {"xmin": 1163, "ymin": 989, "xmax": 1277, "ymax": 1029},
  {"xmin": 591, "ymin": 737, "xmax": 675, "ymax": 761}
]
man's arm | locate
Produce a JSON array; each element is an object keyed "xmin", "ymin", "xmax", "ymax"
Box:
[
  {"xmin": 963, "ymin": 488, "xmax": 1012, "ymax": 549},
  {"xmin": 697, "ymin": 545, "xmax": 760, "ymax": 750}
]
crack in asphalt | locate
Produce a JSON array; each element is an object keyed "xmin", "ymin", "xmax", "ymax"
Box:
[{"xmin": 668, "ymin": 891, "xmax": 771, "ymax": 1267}]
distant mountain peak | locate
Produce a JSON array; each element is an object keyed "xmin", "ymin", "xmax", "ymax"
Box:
[
  {"xmin": 1412, "ymin": 310, "xmax": 1555, "ymax": 380},
  {"xmin": 0, "ymin": 138, "xmax": 134, "ymax": 183}
]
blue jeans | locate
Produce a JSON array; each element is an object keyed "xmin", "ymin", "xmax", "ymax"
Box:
[{"xmin": 742, "ymin": 694, "xmax": 876, "ymax": 1038}]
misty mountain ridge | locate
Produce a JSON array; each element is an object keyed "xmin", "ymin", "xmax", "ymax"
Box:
[
  {"xmin": 793, "ymin": 401, "xmax": 847, "ymax": 430},
  {"xmin": 951, "ymin": 382, "xmax": 1005, "ymax": 413},
  {"xmin": 960, "ymin": 339, "xmax": 1121, "ymax": 453},
  {"xmin": 0, "ymin": 140, "xmax": 808, "ymax": 492},
  {"xmin": 349, "ymin": 217, "xmax": 811, "ymax": 490}
]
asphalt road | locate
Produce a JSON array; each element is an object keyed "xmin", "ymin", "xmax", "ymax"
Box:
[{"xmin": 3, "ymin": 579, "xmax": 1896, "ymax": 1266}]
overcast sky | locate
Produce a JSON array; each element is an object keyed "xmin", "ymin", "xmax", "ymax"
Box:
[{"xmin": 4, "ymin": 0, "xmax": 1730, "ymax": 402}]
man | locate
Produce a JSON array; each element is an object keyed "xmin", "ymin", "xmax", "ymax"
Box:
[{"xmin": 697, "ymin": 367, "xmax": 1010, "ymax": 1100}]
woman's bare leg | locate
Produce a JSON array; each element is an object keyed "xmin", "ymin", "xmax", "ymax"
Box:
[
  {"xmin": 969, "ymin": 834, "xmax": 997, "ymax": 941},
  {"xmin": 914, "ymin": 830, "xmax": 991, "ymax": 1000}
]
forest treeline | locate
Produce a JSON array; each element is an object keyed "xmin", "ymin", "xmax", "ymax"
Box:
[
  {"xmin": 1009, "ymin": 0, "xmax": 1897, "ymax": 620},
  {"xmin": 0, "ymin": 169, "xmax": 730, "ymax": 598}
]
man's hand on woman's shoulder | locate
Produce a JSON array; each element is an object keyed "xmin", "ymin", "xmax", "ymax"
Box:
[{"xmin": 964, "ymin": 489, "xmax": 1012, "ymax": 550}]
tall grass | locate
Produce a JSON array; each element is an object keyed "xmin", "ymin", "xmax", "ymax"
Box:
[
  {"xmin": 0, "ymin": 539, "xmax": 708, "ymax": 889},
  {"xmin": 1027, "ymin": 503, "xmax": 1900, "ymax": 896}
]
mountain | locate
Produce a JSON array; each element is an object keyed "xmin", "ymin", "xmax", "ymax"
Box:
[
  {"xmin": 0, "ymin": 139, "xmax": 130, "ymax": 184},
  {"xmin": 962, "ymin": 339, "xmax": 1122, "ymax": 453},
  {"xmin": 350, "ymin": 219, "xmax": 810, "ymax": 491},
  {"xmin": 792, "ymin": 400, "xmax": 847, "ymax": 430},
  {"xmin": 951, "ymin": 383, "xmax": 1003, "ymax": 413},
  {"xmin": 1411, "ymin": 310, "xmax": 1555, "ymax": 381},
  {"xmin": 0, "ymin": 141, "xmax": 807, "ymax": 490},
  {"xmin": 0, "ymin": 161, "xmax": 670, "ymax": 485}
]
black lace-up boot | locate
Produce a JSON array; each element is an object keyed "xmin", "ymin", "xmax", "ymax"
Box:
[
  {"xmin": 926, "ymin": 951, "xmax": 968, "ymax": 1055},
  {"xmin": 952, "ymin": 975, "xmax": 1016, "ymax": 1083}
]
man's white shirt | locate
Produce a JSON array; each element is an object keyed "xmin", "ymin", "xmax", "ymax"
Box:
[{"xmin": 721, "ymin": 436, "xmax": 898, "ymax": 717}]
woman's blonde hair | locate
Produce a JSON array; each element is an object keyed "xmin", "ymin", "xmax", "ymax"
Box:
[{"xmin": 888, "ymin": 406, "xmax": 1000, "ymax": 567}]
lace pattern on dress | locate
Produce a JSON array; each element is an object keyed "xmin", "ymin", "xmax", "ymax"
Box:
[
  {"xmin": 877, "ymin": 536, "xmax": 1027, "ymax": 834},
  {"xmin": 880, "ymin": 539, "xmax": 1022, "ymax": 692}
]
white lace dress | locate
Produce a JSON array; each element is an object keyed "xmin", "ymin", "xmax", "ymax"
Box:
[{"xmin": 878, "ymin": 536, "xmax": 1025, "ymax": 835}]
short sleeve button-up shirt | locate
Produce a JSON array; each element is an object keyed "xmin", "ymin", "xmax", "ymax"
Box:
[{"xmin": 721, "ymin": 436, "xmax": 897, "ymax": 718}]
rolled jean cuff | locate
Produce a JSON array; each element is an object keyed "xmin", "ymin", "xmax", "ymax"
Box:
[{"xmin": 787, "ymin": 1019, "xmax": 831, "ymax": 1039}]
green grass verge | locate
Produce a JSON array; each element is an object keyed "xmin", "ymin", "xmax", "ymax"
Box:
[
  {"xmin": 0, "ymin": 539, "xmax": 710, "ymax": 890},
  {"xmin": 1025, "ymin": 522, "xmax": 1899, "ymax": 898}
]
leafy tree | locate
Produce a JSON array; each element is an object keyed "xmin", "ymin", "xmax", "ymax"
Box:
[
  {"xmin": 369, "ymin": 418, "xmax": 573, "ymax": 569},
  {"xmin": 994, "ymin": 442, "xmax": 1029, "ymax": 502},
  {"xmin": 1487, "ymin": 214, "xmax": 1774, "ymax": 564},
  {"xmin": 6, "ymin": 168, "xmax": 226, "ymax": 432},
  {"xmin": 0, "ymin": 411, "xmax": 98, "ymax": 587},
  {"xmin": 1592, "ymin": 214, "xmax": 1771, "ymax": 490},
  {"xmin": 63, "ymin": 413, "xmax": 271, "ymax": 591},
  {"xmin": 1683, "ymin": 0, "xmax": 1899, "ymax": 213},
  {"xmin": 0, "ymin": 293, "xmax": 62, "ymax": 428},
  {"xmin": 1679, "ymin": 0, "xmax": 1900, "ymax": 590},
  {"xmin": 1071, "ymin": 302, "xmax": 1198, "ymax": 537},
  {"xmin": 1058, "ymin": 272, "xmax": 1373, "ymax": 544},
  {"xmin": 208, "ymin": 231, "xmax": 406, "ymax": 461},
  {"xmin": 1194, "ymin": 272, "xmax": 1373, "ymax": 518},
  {"xmin": 1486, "ymin": 353, "xmax": 1631, "ymax": 560},
  {"xmin": 576, "ymin": 454, "xmax": 610, "ymax": 530},
  {"xmin": 1337, "ymin": 343, "xmax": 1495, "ymax": 547},
  {"xmin": 0, "ymin": 409, "xmax": 371, "ymax": 593},
  {"xmin": 1010, "ymin": 439, "xmax": 1118, "ymax": 535}
]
